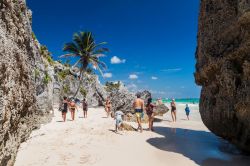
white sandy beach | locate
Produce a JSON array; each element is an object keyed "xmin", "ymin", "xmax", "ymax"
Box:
[{"xmin": 15, "ymin": 104, "xmax": 250, "ymax": 166}]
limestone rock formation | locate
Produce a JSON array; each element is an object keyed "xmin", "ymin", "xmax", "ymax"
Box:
[
  {"xmin": 195, "ymin": 0, "xmax": 250, "ymax": 152},
  {"xmin": 59, "ymin": 73, "xmax": 107, "ymax": 106},
  {"xmin": 154, "ymin": 104, "xmax": 169, "ymax": 116},
  {"xmin": 0, "ymin": 0, "xmax": 51, "ymax": 165}
]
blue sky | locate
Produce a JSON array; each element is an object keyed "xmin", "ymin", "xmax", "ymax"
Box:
[{"xmin": 27, "ymin": 0, "xmax": 201, "ymax": 98}]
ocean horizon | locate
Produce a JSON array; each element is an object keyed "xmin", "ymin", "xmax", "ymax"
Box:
[{"xmin": 153, "ymin": 98, "xmax": 200, "ymax": 104}]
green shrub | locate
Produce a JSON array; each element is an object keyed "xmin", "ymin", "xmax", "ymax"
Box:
[
  {"xmin": 63, "ymin": 84, "xmax": 70, "ymax": 93},
  {"xmin": 80, "ymin": 87, "xmax": 87, "ymax": 97},
  {"xmin": 32, "ymin": 32, "xmax": 37, "ymax": 40},
  {"xmin": 34, "ymin": 68, "xmax": 40, "ymax": 78},
  {"xmin": 39, "ymin": 45, "xmax": 48, "ymax": 56},
  {"xmin": 47, "ymin": 55, "xmax": 54, "ymax": 65},
  {"xmin": 57, "ymin": 69, "xmax": 70, "ymax": 80},
  {"xmin": 105, "ymin": 81, "xmax": 121, "ymax": 92},
  {"xmin": 43, "ymin": 72, "xmax": 52, "ymax": 84}
]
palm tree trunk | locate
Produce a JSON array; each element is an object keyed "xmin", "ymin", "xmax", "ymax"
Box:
[
  {"xmin": 73, "ymin": 60, "xmax": 88, "ymax": 98},
  {"xmin": 73, "ymin": 70, "xmax": 83, "ymax": 98}
]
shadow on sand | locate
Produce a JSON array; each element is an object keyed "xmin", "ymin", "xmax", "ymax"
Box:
[
  {"xmin": 146, "ymin": 127, "xmax": 250, "ymax": 166},
  {"xmin": 108, "ymin": 129, "xmax": 123, "ymax": 135}
]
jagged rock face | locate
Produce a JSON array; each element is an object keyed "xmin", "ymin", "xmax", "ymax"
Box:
[
  {"xmin": 52, "ymin": 66, "xmax": 107, "ymax": 107},
  {"xmin": 110, "ymin": 89, "xmax": 152, "ymax": 113},
  {"xmin": 195, "ymin": 0, "xmax": 250, "ymax": 152},
  {"xmin": 0, "ymin": 0, "xmax": 51, "ymax": 165},
  {"xmin": 109, "ymin": 85, "xmax": 135, "ymax": 113},
  {"xmin": 154, "ymin": 104, "xmax": 169, "ymax": 116}
]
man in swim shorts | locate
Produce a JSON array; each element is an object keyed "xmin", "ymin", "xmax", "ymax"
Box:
[{"xmin": 133, "ymin": 93, "xmax": 145, "ymax": 133}]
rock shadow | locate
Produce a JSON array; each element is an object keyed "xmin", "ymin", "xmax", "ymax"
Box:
[{"xmin": 146, "ymin": 127, "xmax": 250, "ymax": 165}]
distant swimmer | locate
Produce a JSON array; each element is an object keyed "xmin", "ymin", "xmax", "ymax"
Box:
[
  {"xmin": 170, "ymin": 99, "xmax": 177, "ymax": 122},
  {"xmin": 133, "ymin": 93, "xmax": 144, "ymax": 133},
  {"xmin": 146, "ymin": 98, "xmax": 156, "ymax": 131},
  {"xmin": 185, "ymin": 104, "xmax": 190, "ymax": 120},
  {"xmin": 105, "ymin": 97, "xmax": 112, "ymax": 118}
]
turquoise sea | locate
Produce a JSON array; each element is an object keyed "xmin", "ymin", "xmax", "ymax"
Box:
[{"xmin": 153, "ymin": 98, "xmax": 200, "ymax": 104}]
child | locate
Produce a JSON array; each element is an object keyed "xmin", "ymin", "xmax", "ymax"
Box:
[
  {"xmin": 185, "ymin": 104, "xmax": 190, "ymax": 120},
  {"xmin": 114, "ymin": 110, "xmax": 124, "ymax": 132}
]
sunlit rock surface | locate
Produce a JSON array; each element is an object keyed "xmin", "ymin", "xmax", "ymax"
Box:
[{"xmin": 195, "ymin": 0, "xmax": 250, "ymax": 152}]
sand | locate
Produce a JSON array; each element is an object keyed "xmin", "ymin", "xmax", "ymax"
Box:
[{"xmin": 15, "ymin": 104, "xmax": 250, "ymax": 166}]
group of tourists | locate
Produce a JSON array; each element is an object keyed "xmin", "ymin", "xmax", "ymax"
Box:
[
  {"xmin": 112, "ymin": 94, "xmax": 191, "ymax": 133},
  {"xmin": 59, "ymin": 94, "xmax": 191, "ymax": 133},
  {"xmin": 60, "ymin": 96, "xmax": 88, "ymax": 122}
]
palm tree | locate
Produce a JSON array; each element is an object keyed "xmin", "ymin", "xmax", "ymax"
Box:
[{"xmin": 60, "ymin": 31, "xmax": 108, "ymax": 97}]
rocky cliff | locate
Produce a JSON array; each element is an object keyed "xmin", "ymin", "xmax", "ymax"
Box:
[
  {"xmin": 195, "ymin": 0, "xmax": 250, "ymax": 152},
  {"xmin": 0, "ymin": 0, "xmax": 52, "ymax": 165},
  {"xmin": 0, "ymin": 0, "xmax": 108, "ymax": 164}
]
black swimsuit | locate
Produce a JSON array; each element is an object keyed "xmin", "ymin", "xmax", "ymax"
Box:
[{"xmin": 62, "ymin": 102, "xmax": 68, "ymax": 113}]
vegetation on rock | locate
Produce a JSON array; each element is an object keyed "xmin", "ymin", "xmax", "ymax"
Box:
[
  {"xmin": 80, "ymin": 86, "xmax": 87, "ymax": 97},
  {"xmin": 105, "ymin": 81, "xmax": 121, "ymax": 92},
  {"xmin": 43, "ymin": 72, "xmax": 52, "ymax": 84},
  {"xmin": 57, "ymin": 69, "xmax": 70, "ymax": 80}
]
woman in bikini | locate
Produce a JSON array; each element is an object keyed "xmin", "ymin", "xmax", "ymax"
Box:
[
  {"xmin": 105, "ymin": 97, "xmax": 112, "ymax": 118},
  {"xmin": 171, "ymin": 99, "xmax": 177, "ymax": 122},
  {"xmin": 146, "ymin": 98, "xmax": 156, "ymax": 131},
  {"xmin": 61, "ymin": 96, "xmax": 69, "ymax": 122},
  {"xmin": 69, "ymin": 99, "xmax": 77, "ymax": 121}
]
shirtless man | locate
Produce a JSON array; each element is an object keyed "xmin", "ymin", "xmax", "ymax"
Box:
[
  {"xmin": 105, "ymin": 97, "xmax": 112, "ymax": 118},
  {"xmin": 133, "ymin": 93, "xmax": 144, "ymax": 133}
]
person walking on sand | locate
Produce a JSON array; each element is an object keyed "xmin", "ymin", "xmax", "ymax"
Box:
[
  {"xmin": 133, "ymin": 93, "xmax": 144, "ymax": 133},
  {"xmin": 69, "ymin": 99, "xmax": 77, "ymax": 121},
  {"xmin": 114, "ymin": 110, "xmax": 124, "ymax": 133},
  {"xmin": 185, "ymin": 104, "xmax": 190, "ymax": 120},
  {"xmin": 82, "ymin": 98, "xmax": 88, "ymax": 118},
  {"xmin": 61, "ymin": 96, "xmax": 69, "ymax": 122},
  {"xmin": 105, "ymin": 97, "xmax": 112, "ymax": 118},
  {"xmin": 146, "ymin": 98, "xmax": 156, "ymax": 131},
  {"xmin": 171, "ymin": 99, "xmax": 177, "ymax": 122}
]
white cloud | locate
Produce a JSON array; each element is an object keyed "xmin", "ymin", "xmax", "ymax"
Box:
[
  {"xmin": 111, "ymin": 56, "xmax": 126, "ymax": 64},
  {"xmin": 151, "ymin": 76, "xmax": 158, "ymax": 80},
  {"xmin": 161, "ymin": 68, "xmax": 182, "ymax": 72},
  {"xmin": 127, "ymin": 83, "xmax": 137, "ymax": 89},
  {"xmin": 103, "ymin": 73, "xmax": 112, "ymax": 78},
  {"xmin": 129, "ymin": 74, "xmax": 138, "ymax": 80}
]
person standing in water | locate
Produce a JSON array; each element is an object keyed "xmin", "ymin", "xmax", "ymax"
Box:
[
  {"xmin": 170, "ymin": 99, "xmax": 177, "ymax": 122},
  {"xmin": 105, "ymin": 97, "xmax": 112, "ymax": 118},
  {"xmin": 133, "ymin": 93, "xmax": 144, "ymax": 133},
  {"xmin": 185, "ymin": 104, "xmax": 190, "ymax": 120},
  {"xmin": 61, "ymin": 96, "xmax": 69, "ymax": 122},
  {"xmin": 146, "ymin": 98, "xmax": 156, "ymax": 131},
  {"xmin": 69, "ymin": 99, "xmax": 77, "ymax": 121},
  {"xmin": 82, "ymin": 98, "xmax": 88, "ymax": 118}
]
